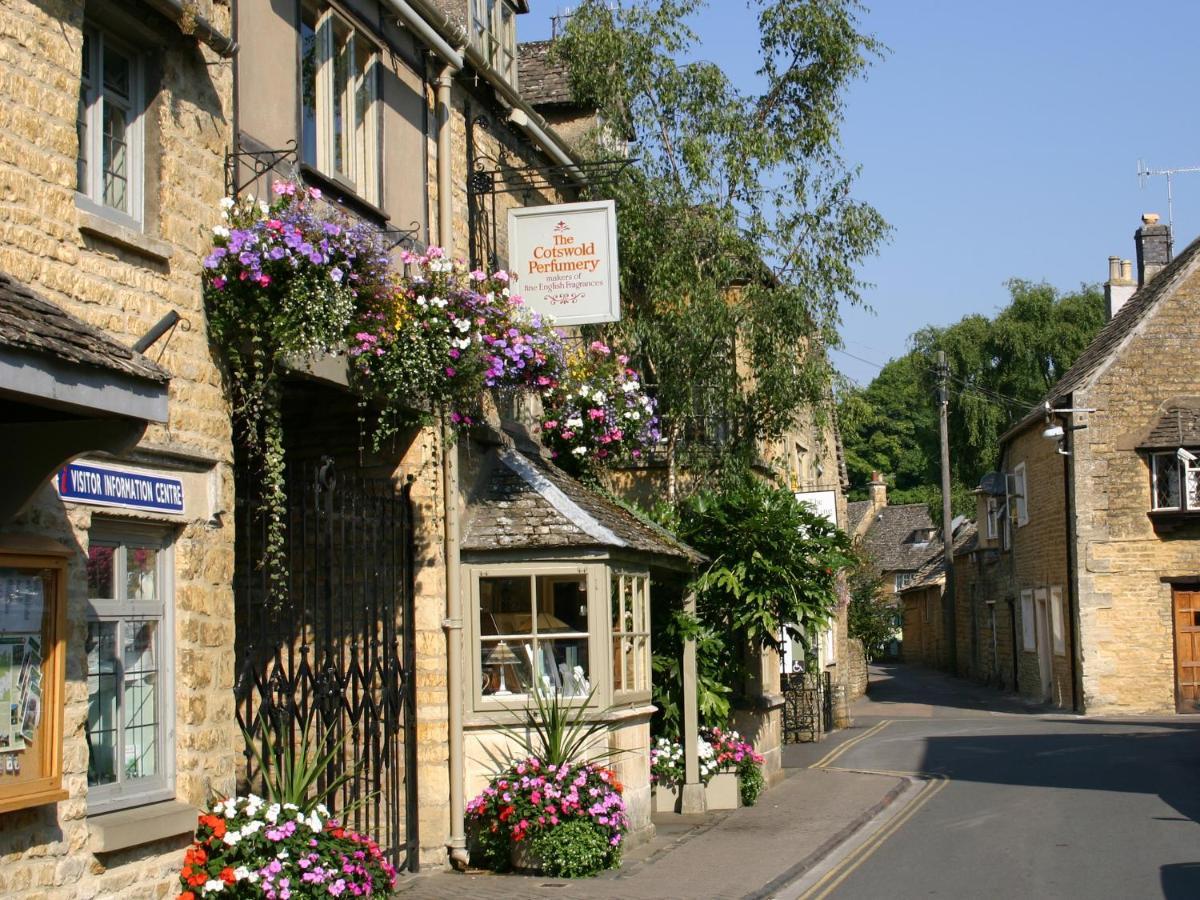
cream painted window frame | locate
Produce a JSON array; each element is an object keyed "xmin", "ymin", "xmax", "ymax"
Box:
[
  {"xmin": 1011, "ymin": 463, "xmax": 1029, "ymax": 527},
  {"xmin": 465, "ymin": 562, "xmax": 610, "ymax": 720},
  {"xmin": 305, "ymin": 5, "xmax": 381, "ymax": 204},
  {"xmin": 610, "ymin": 569, "xmax": 652, "ymax": 704}
]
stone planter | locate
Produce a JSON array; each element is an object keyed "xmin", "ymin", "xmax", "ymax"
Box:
[
  {"xmin": 510, "ymin": 841, "xmax": 542, "ymax": 873},
  {"xmin": 652, "ymin": 772, "xmax": 742, "ymax": 813}
]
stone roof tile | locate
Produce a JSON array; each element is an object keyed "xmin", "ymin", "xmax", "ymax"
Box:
[
  {"xmin": 518, "ymin": 40, "xmax": 575, "ymax": 107},
  {"xmin": 858, "ymin": 503, "xmax": 939, "ymax": 574}
]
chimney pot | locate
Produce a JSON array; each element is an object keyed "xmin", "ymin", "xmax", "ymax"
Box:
[
  {"xmin": 1142, "ymin": 212, "xmax": 1161, "ymax": 225},
  {"xmin": 867, "ymin": 471, "xmax": 887, "ymax": 512},
  {"xmin": 1108, "ymin": 256, "xmax": 1121, "ymax": 281},
  {"xmin": 1121, "ymin": 259, "xmax": 1133, "ymax": 281}
]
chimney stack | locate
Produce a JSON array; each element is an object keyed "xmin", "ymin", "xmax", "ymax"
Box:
[
  {"xmin": 868, "ymin": 471, "xmax": 887, "ymax": 513},
  {"xmin": 1135, "ymin": 212, "xmax": 1171, "ymax": 287},
  {"xmin": 1104, "ymin": 254, "xmax": 1136, "ymax": 319}
]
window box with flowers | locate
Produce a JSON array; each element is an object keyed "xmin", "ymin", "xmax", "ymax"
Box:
[{"xmin": 650, "ymin": 728, "xmax": 766, "ymax": 812}]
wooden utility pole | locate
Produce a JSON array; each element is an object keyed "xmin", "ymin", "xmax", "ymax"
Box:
[{"xmin": 937, "ymin": 351, "xmax": 957, "ymax": 672}]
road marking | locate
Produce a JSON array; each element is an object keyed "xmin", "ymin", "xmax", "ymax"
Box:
[
  {"xmin": 789, "ymin": 775, "xmax": 949, "ymax": 900},
  {"xmin": 809, "ymin": 720, "xmax": 891, "ymax": 770}
]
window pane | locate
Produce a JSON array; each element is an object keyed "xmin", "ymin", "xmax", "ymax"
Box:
[
  {"xmin": 481, "ymin": 637, "xmax": 532, "ymax": 696},
  {"xmin": 624, "ymin": 635, "xmax": 635, "ymax": 687},
  {"xmin": 479, "ymin": 577, "xmax": 532, "ymax": 637},
  {"xmin": 1188, "ymin": 466, "xmax": 1200, "ymax": 510},
  {"xmin": 102, "ymin": 100, "xmax": 128, "ymax": 211},
  {"xmin": 1156, "ymin": 454, "xmax": 1181, "ymax": 508},
  {"xmin": 87, "ymin": 545, "xmax": 115, "ymax": 598},
  {"xmin": 539, "ymin": 639, "xmax": 590, "ymax": 697},
  {"xmin": 332, "ymin": 21, "xmax": 352, "ymax": 177},
  {"xmin": 78, "ymin": 33, "xmax": 91, "ymax": 193},
  {"xmin": 86, "ymin": 621, "xmax": 119, "ymax": 786},
  {"xmin": 125, "ymin": 546, "xmax": 157, "ymax": 601},
  {"xmin": 611, "ymin": 575, "xmax": 622, "ymax": 631},
  {"xmin": 635, "ymin": 636, "xmax": 648, "ymax": 690},
  {"xmin": 354, "ymin": 45, "xmax": 376, "ymax": 202},
  {"xmin": 123, "ymin": 620, "xmax": 158, "ymax": 780},
  {"xmin": 611, "ymin": 635, "xmax": 623, "ymax": 692},
  {"xmin": 102, "ymin": 44, "xmax": 131, "ymax": 99},
  {"xmin": 300, "ymin": 7, "xmax": 319, "ymax": 165},
  {"xmin": 539, "ymin": 576, "xmax": 588, "ymax": 634},
  {"xmin": 622, "ymin": 577, "xmax": 635, "ymax": 633}
]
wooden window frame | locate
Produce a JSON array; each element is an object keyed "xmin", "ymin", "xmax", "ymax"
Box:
[
  {"xmin": 1020, "ymin": 588, "xmax": 1036, "ymax": 651},
  {"xmin": 0, "ymin": 539, "xmax": 70, "ymax": 815},
  {"xmin": 611, "ymin": 570, "xmax": 651, "ymax": 703}
]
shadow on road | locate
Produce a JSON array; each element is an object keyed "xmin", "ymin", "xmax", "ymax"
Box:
[
  {"xmin": 861, "ymin": 662, "xmax": 1050, "ymax": 716},
  {"xmin": 1163, "ymin": 862, "xmax": 1200, "ymax": 898}
]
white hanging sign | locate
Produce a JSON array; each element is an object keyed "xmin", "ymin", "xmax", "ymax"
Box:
[{"xmin": 507, "ymin": 199, "xmax": 620, "ymax": 325}]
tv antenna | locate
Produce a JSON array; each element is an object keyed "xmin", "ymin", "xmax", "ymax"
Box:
[{"xmin": 1137, "ymin": 159, "xmax": 1200, "ymax": 231}]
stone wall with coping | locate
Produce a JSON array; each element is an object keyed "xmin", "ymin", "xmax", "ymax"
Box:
[{"xmin": 0, "ymin": 1, "xmax": 236, "ymax": 896}]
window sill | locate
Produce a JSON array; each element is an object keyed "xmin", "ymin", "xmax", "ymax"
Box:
[
  {"xmin": 77, "ymin": 207, "xmax": 174, "ymax": 264},
  {"xmin": 298, "ymin": 163, "xmax": 390, "ymax": 226},
  {"xmin": 87, "ymin": 799, "xmax": 198, "ymax": 854},
  {"xmin": 1149, "ymin": 509, "xmax": 1200, "ymax": 533}
]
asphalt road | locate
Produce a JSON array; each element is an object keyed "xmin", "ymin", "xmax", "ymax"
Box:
[{"xmin": 790, "ymin": 664, "xmax": 1200, "ymax": 900}]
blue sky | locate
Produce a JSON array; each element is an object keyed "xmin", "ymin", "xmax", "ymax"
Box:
[{"xmin": 520, "ymin": 2, "xmax": 1200, "ymax": 386}]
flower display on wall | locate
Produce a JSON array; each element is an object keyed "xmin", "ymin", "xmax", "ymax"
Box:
[{"xmin": 540, "ymin": 341, "xmax": 660, "ymax": 465}]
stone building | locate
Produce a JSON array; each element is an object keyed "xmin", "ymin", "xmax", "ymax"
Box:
[
  {"xmin": 0, "ymin": 1, "xmax": 237, "ymax": 896},
  {"xmin": 958, "ymin": 215, "xmax": 1200, "ymax": 714},
  {"xmin": 848, "ymin": 472, "xmax": 941, "ymax": 601},
  {"xmin": 898, "ymin": 523, "xmax": 975, "ymax": 670}
]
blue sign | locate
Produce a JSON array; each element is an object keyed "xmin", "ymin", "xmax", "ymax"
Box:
[{"xmin": 56, "ymin": 462, "xmax": 184, "ymax": 515}]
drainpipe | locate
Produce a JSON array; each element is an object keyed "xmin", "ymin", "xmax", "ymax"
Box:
[
  {"xmin": 1061, "ymin": 411, "xmax": 1082, "ymax": 712},
  {"xmin": 434, "ymin": 62, "xmax": 470, "ymax": 871},
  {"xmin": 145, "ymin": 0, "xmax": 237, "ymax": 57}
]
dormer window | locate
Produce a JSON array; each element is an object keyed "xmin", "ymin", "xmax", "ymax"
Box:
[
  {"xmin": 908, "ymin": 528, "xmax": 936, "ymax": 547},
  {"xmin": 1151, "ymin": 449, "xmax": 1200, "ymax": 511},
  {"xmin": 470, "ymin": 0, "xmax": 519, "ymax": 85}
]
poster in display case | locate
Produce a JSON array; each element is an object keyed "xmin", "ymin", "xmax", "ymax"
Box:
[{"xmin": 0, "ymin": 537, "xmax": 67, "ymax": 814}]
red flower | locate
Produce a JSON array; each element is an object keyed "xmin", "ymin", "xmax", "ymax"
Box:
[
  {"xmin": 219, "ymin": 867, "xmax": 236, "ymax": 885},
  {"xmin": 499, "ymin": 805, "xmax": 515, "ymax": 823},
  {"xmin": 179, "ymin": 893, "xmax": 196, "ymax": 900}
]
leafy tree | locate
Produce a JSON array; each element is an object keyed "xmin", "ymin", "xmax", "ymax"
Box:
[
  {"xmin": 846, "ymin": 557, "xmax": 897, "ymax": 660},
  {"xmin": 555, "ymin": 0, "xmax": 888, "ymax": 497},
  {"xmin": 840, "ymin": 281, "xmax": 1105, "ymax": 514}
]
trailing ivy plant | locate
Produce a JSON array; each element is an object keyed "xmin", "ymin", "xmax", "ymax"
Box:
[{"xmin": 203, "ymin": 183, "xmax": 390, "ymax": 606}]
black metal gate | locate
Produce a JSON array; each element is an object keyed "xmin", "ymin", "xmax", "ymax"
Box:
[
  {"xmin": 782, "ymin": 671, "xmax": 833, "ymax": 743},
  {"xmin": 233, "ymin": 456, "xmax": 419, "ymax": 871}
]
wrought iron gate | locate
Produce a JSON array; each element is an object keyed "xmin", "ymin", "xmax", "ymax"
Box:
[
  {"xmin": 233, "ymin": 456, "xmax": 419, "ymax": 871},
  {"xmin": 781, "ymin": 671, "xmax": 833, "ymax": 743}
]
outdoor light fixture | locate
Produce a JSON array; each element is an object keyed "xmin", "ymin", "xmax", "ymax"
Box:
[
  {"xmin": 1177, "ymin": 447, "xmax": 1197, "ymax": 464},
  {"xmin": 1042, "ymin": 424, "xmax": 1065, "ymax": 440}
]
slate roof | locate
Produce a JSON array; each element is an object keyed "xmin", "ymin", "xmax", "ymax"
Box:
[
  {"xmin": 858, "ymin": 503, "xmax": 940, "ymax": 574},
  {"xmin": 0, "ymin": 272, "xmax": 169, "ymax": 384},
  {"xmin": 846, "ymin": 500, "xmax": 871, "ymax": 535},
  {"xmin": 462, "ymin": 443, "xmax": 705, "ymax": 568},
  {"xmin": 1139, "ymin": 401, "xmax": 1200, "ymax": 448},
  {"xmin": 898, "ymin": 521, "xmax": 978, "ymax": 594},
  {"xmin": 1005, "ymin": 231, "xmax": 1200, "ymax": 441},
  {"xmin": 518, "ymin": 40, "xmax": 575, "ymax": 107}
]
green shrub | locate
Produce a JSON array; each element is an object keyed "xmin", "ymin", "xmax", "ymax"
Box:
[
  {"xmin": 739, "ymin": 762, "xmax": 765, "ymax": 807},
  {"xmin": 530, "ymin": 820, "xmax": 617, "ymax": 878}
]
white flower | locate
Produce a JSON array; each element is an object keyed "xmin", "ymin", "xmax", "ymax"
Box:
[
  {"xmin": 265, "ymin": 803, "xmax": 280, "ymax": 824},
  {"xmin": 316, "ymin": 803, "xmax": 329, "ymax": 816},
  {"xmin": 233, "ymin": 867, "xmax": 252, "ymax": 881},
  {"xmin": 278, "ymin": 849, "xmax": 290, "ymax": 860},
  {"xmin": 572, "ymin": 446, "xmax": 588, "ymax": 456},
  {"xmin": 307, "ymin": 811, "xmax": 324, "ymax": 833},
  {"xmin": 242, "ymin": 820, "xmax": 264, "ymax": 835},
  {"xmin": 629, "ymin": 411, "xmax": 641, "ymax": 421},
  {"xmin": 258, "ymin": 200, "xmax": 269, "ymax": 215},
  {"xmin": 204, "ymin": 880, "xmax": 226, "ymax": 893},
  {"xmin": 222, "ymin": 829, "xmax": 242, "ymax": 846},
  {"xmin": 218, "ymin": 197, "xmax": 236, "ymax": 211},
  {"xmin": 578, "ymin": 387, "xmax": 591, "ymax": 399},
  {"xmin": 454, "ymin": 318, "xmax": 471, "ymax": 332},
  {"xmin": 416, "ymin": 296, "xmax": 428, "ymax": 307},
  {"xmin": 566, "ymin": 416, "xmax": 583, "ymax": 429},
  {"xmin": 212, "ymin": 224, "xmax": 230, "ymax": 238},
  {"xmin": 453, "ymin": 337, "xmax": 472, "ymax": 350},
  {"xmin": 622, "ymin": 381, "xmax": 638, "ymax": 394},
  {"xmin": 502, "ymin": 288, "xmax": 510, "ymax": 297},
  {"xmin": 593, "ymin": 390, "xmax": 607, "ymax": 404}
]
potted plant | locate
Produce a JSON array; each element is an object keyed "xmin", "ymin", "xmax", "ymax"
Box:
[{"xmin": 650, "ymin": 728, "xmax": 765, "ymax": 811}]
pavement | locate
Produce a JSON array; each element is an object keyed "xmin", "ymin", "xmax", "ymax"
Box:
[{"xmin": 394, "ymin": 665, "xmax": 1200, "ymax": 898}]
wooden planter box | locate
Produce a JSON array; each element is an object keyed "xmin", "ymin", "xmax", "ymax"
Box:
[{"xmin": 652, "ymin": 772, "xmax": 741, "ymax": 813}]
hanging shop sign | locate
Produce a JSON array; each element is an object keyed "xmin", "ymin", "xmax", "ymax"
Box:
[
  {"xmin": 0, "ymin": 538, "xmax": 67, "ymax": 814},
  {"xmin": 794, "ymin": 490, "xmax": 838, "ymax": 527},
  {"xmin": 55, "ymin": 462, "xmax": 184, "ymax": 515},
  {"xmin": 507, "ymin": 199, "xmax": 620, "ymax": 326}
]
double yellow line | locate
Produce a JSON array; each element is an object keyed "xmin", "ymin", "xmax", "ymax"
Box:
[
  {"xmin": 795, "ymin": 720, "xmax": 950, "ymax": 899},
  {"xmin": 795, "ymin": 774, "xmax": 948, "ymax": 899}
]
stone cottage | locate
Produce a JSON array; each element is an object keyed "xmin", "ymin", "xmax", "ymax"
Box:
[{"xmin": 959, "ymin": 215, "xmax": 1200, "ymax": 714}]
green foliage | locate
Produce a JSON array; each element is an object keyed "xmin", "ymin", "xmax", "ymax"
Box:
[
  {"xmin": 739, "ymin": 763, "xmax": 766, "ymax": 807},
  {"xmin": 650, "ymin": 607, "xmax": 733, "ymax": 736},
  {"xmin": 530, "ymin": 820, "xmax": 616, "ymax": 878},
  {"xmin": 846, "ymin": 558, "xmax": 898, "ymax": 660},
  {"xmin": 839, "ymin": 281, "xmax": 1106, "ymax": 513},
  {"xmin": 241, "ymin": 714, "xmax": 356, "ymax": 814},
  {"xmin": 555, "ymin": 1, "xmax": 888, "ymax": 489},
  {"xmin": 491, "ymin": 683, "xmax": 613, "ymax": 770},
  {"xmin": 678, "ymin": 476, "xmax": 855, "ymax": 656}
]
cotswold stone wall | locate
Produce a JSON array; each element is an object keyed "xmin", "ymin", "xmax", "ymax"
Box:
[
  {"xmin": 1071, "ymin": 263, "xmax": 1200, "ymax": 714},
  {"xmin": 0, "ymin": 1, "xmax": 235, "ymax": 896}
]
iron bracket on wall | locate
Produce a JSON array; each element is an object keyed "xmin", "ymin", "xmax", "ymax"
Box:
[
  {"xmin": 225, "ymin": 140, "xmax": 299, "ymax": 198},
  {"xmin": 467, "ymin": 156, "xmax": 638, "ymax": 198}
]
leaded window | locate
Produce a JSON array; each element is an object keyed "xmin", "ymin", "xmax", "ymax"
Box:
[
  {"xmin": 85, "ymin": 530, "xmax": 172, "ymax": 811},
  {"xmin": 77, "ymin": 25, "xmax": 144, "ymax": 226}
]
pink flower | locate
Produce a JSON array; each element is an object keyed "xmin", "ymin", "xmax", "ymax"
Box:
[
  {"xmin": 445, "ymin": 366, "xmax": 456, "ymax": 377},
  {"xmin": 212, "ymin": 276, "xmax": 226, "ymax": 289},
  {"xmin": 493, "ymin": 270, "xmax": 510, "ymax": 282}
]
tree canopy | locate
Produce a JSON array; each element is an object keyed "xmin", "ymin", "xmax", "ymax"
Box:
[
  {"xmin": 839, "ymin": 280, "xmax": 1107, "ymax": 513},
  {"xmin": 555, "ymin": 0, "xmax": 888, "ymax": 494}
]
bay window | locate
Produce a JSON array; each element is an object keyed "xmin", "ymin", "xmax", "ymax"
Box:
[
  {"xmin": 611, "ymin": 572, "xmax": 650, "ymax": 697},
  {"xmin": 85, "ymin": 527, "xmax": 173, "ymax": 812},
  {"xmin": 470, "ymin": 0, "xmax": 519, "ymax": 85},
  {"xmin": 301, "ymin": 3, "xmax": 381, "ymax": 205}
]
